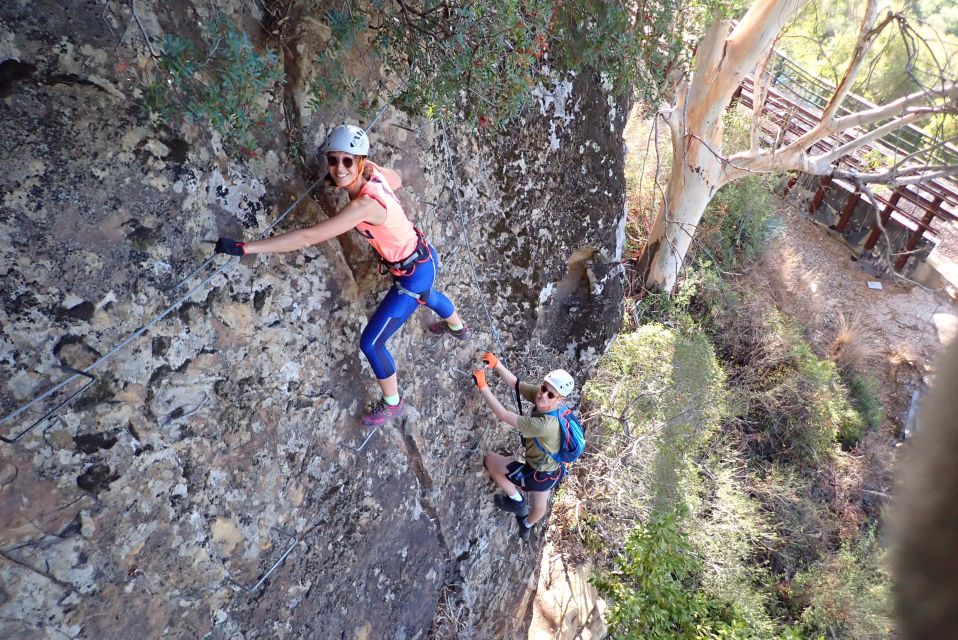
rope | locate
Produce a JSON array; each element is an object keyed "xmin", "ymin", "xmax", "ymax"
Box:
[
  {"xmin": 1, "ymin": 257, "xmax": 237, "ymax": 429},
  {"xmin": 165, "ymin": 178, "xmax": 324, "ymax": 293},
  {"xmin": 438, "ymin": 120, "xmax": 509, "ymax": 358}
]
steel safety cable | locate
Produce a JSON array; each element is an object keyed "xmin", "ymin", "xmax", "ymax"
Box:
[
  {"xmin": 1, "ymin": 99, "xmax": 407, "ymax": 433},
  {"xmin": 436, "ymin": 120, "xmax": 522, "ymax": 428},
  {"xmin": 1, "ymin": 176, "xmax": 320, "ymax": 431}
]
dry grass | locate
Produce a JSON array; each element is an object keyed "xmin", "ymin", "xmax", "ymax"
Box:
[
  {"xmin": 754, "ymin": 238, "xmax": 826, "ymax": 331},
  {"xmin": 428, "ymin": 586, "xmax": 475, "ymax": 640},
  {"xmin": 888, "ymin": 344, "xmax": 920, "ymax": 370},
  {"xmin": 827, "ymin": 312, "xmax": 879, "ymax": 374}
]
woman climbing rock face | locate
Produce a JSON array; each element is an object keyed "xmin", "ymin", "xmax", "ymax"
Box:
[{"xmin": 214, "ymin": 124, "xmax": 469, "ymax": 425}]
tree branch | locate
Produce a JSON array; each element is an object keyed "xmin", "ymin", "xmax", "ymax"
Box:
[
  {"xmin": 786, "ymin": 81, "xmax": 957, "ymax": 154},
  {"xmin": 819, "ymin": 0, "xmax": 888, "ymax": 123},
  {"xmin": 832, "ymin": 164, "xmax": 958, "ymax": 186},
  {"xmin": 750, "ymin": 46, "xmax": 775, "ymax": 153},
  {"xmin": 814, "ymin": 111, "xmax": 925, "ymax": 166},
  {"xmin": 831, "ymin": 82, "xmax": 958, "ymax": 132}
]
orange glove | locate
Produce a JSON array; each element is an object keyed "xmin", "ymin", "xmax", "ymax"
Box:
[
  {"xmin": 482, "ymin": 352, "xmax": 499, "ymax": 368},
  {"xmin": 472, "ymin": 369, "xmax": 488, "ymax": 389}
]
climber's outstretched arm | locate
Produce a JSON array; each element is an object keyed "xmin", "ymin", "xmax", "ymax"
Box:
[
  {"xmin": 483, "ymin": 352, "xmax": 517, "ymax": 388},
  {"xmin": 473, "ymin": 369, "xmax": 519, "ymax": 428},
  {"xmin": 214, "ymin": 195, "xmax": 381, "ymax": 256}
]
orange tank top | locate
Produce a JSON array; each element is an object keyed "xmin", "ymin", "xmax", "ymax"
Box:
[{"xmin": 353, "ymin": 167, "xmax": 418, "ymax": 263}]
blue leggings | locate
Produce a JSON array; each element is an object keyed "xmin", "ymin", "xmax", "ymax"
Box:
[{"xmin": 360, "ymin": 246, "xmax": 455, "ymax": 379}]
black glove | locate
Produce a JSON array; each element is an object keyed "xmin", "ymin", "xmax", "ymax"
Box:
[{"xmin": 214, "ymin": 237, "xmax": 246, "ymax": 256}]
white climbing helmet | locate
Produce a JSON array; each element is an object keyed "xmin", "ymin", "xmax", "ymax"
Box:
[
  {"xmin": 321, "ymin": 124, "xmax": 369, "ymax": 156},
  {"xmin": 543, "ymin": 369, "xmax": 575, "ymax": 397}
]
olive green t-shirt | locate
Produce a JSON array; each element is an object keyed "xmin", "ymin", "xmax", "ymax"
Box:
[{"xmin": 515, "ymin": 382, "xmax": 562, "ymax": 473}]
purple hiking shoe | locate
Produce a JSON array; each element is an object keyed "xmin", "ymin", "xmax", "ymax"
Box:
[
  {"xmin": 516, "ymin": 514, "xmax": 532, "ymax": 541},
  {"xmin": 361, "ymin": 397, "xmax": 408, "ymax": 427},
  {"xmin": 428, "ymin": 321, "xmax": 471, "ymax": 341}
]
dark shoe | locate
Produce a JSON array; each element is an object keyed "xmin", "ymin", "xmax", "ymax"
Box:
[
  {"xmin": 361, "ymin": 397, "xmax": 407, "ymax": 427},
  {"xmin": 516, "ymin": 514, "xmax": 532, "ymax": 541},
  {"xmin": 494, "ymin": 493, "xmax": 530, "ymax": 517},
  {"xmin": 427, "ymin": 321, "xmax": 471, "ymax": 341}
]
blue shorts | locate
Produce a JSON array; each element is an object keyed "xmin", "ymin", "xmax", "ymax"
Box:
[
  {"xmin": 506, "ymin": 461, "xmax": 563, "ymax": 493},
  {"xmin": 359, "ymin": 244, "xmax": 455, "ymax": 379}
]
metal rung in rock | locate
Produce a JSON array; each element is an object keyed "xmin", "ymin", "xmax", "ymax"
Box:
[{"xmin": 227, "ymin": 527, "xmax": 303, "ymax": 594}]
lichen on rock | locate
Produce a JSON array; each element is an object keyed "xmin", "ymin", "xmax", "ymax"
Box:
[{"xmin": 0, "ymin": 1, "xmax": 627, "ymax": 638}]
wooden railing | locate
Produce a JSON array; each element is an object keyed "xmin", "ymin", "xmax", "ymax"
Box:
[
  {"xmin": 736, "ymin": 50, "xmax": 957, "ymax": 272},
  {"xmin": 766, "ymin": 51, "xmax": 958, "ymax": 170}
]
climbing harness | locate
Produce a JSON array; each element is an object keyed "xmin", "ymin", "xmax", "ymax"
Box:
[
  {"xmin": 380, "ymin": 227, "xmax": 434, "ymax": 305},
  {"xmin": 394, "ymin": 282, "xmax": 431, "ymax": 305},
  {"xmin": 378, "ymin": 227, "xmax": 432, "ymax": 277}
]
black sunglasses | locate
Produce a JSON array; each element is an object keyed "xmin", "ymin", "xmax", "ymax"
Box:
[
  {"xmin": 539, "ymin": 384, "xmax": 557, "ymax": 399},
  {"xmin": 326, "ymin": 154, "xmax": 354, "ymax": 169}
]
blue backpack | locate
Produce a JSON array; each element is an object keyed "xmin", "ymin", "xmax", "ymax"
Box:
[{"xmin": 533, "ymin": 405, "xmax": 586, "ymax": 467}]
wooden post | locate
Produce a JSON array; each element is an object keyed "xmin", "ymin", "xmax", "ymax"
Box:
[
  {"xmin": 864, "ymin": 188, "xmax": 903, "ymax": 251},
  {"xmin": 808, "ymin": 175, "xmax": 832, "ymax": 213},
  {"xmin": 782, "ymin": 172, "xmax": 799, "ymax": 196},
  {"xmin": 835, "ymin": 190, "xmax": 862, "ymax": 231},
  {"xmin": 895, "ymin": 197, "xmax": 942, "ymax": 271}
]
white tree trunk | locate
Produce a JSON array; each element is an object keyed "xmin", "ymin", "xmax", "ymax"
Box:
[
  {"xmin": 637, "ymin": 0, "xmax": 809, "ymax": 293},
  {"xmin": 643, "ymin": 133, "xmax": 724, "ymax": 292},
  {"xmin": 636, "ymin": 0, "xmax": 955, "ymax": 293}
]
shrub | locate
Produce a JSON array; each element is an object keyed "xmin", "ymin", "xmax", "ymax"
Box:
[
  {"xmin": 707, "ymin": 296, "xmax": 866, "ymax": 468},
  {"xmin": 848, "ymin": 372, "xmax": 883, "ymax": 432},
  {"xmin": 594, "ymin": 505, "xmax": 751, "ymax": 639},
  {"xmin": 827, "ymin": 313, "xmax": 878, "ymax": 374},
  {"xmin": 688, "ymin": 453, "xmax": 779, "ymax": 635},
  {"xmin": 696, "ymin": 175, "xmax": 779, "ymax": 271},
  {"xmin": 793, "ymin": 527, "xmax": 894, "ymax": 639},
  {"xmin": 576, "ymin": 320, "xmax": 727, "ymax": 561},
  {"xmin": 595, "ymin": 503, "xmax": 809, "ymax": 640},
  {"xmin": 675, "ymin": 109, "xmax": 780, "ymax": 273},
  {"xmin": 749, "ymin": 464, "xmax": 836, "ymax": 581},
  {"xmin": 144, "ymin": 12, "xmax": 284, "ymax": 154}
]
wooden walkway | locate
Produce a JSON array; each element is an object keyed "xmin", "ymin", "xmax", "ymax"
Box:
[{"xmin": 736, "ymin": 51, "xmax": 958, "ymax": 272}]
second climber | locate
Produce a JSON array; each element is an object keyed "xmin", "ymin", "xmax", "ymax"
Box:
[{"xmin": 472, "ymin": 352, "xmax": 577, "ymax": 541}]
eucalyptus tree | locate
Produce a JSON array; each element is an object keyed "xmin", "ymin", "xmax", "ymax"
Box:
[{"xmin": 634, "ymin": 0, "xmax": 958, "ymax": 292}]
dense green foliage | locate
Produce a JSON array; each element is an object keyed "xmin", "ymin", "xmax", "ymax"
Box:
[
  {"xmin": 780, "ymin": 0, "xmax": 958, "ymax": 136},
  {"xmin": 586, "ymin": 322, "xmax": 779, "ymax": 639},
  {"xmin": 144, "ymin": 13, "xmax": 284, "ymax": 153},
  {"xmin": 713, "ymin": 306, "xmax": 868, "ymax": 463},
  {"xmin": 311, "ymin": 0, "xmax": 700, "ymax": 127},
  {"xmin": 848, "ymin": 373, "xmax": 884, "ymax": 433},
  {"xmin": 793, "ymin": 527, "xmax": 894, "ymax": 639},
  {"xmin": 584, "ymin": 155, "xmax": 891, "ymax": 637},
  {"xmin": 595, "ymin": 506, "xmax": 784, "ymax": 639}
]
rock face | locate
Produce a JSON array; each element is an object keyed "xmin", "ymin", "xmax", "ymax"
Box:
[{"xmin": 0, "ymin": 2, "xmax": 626, "ymax": 638}]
